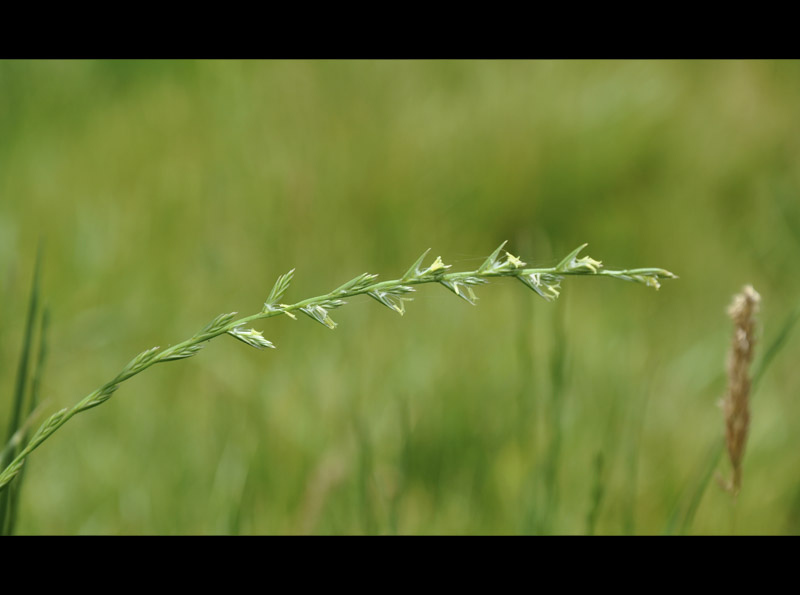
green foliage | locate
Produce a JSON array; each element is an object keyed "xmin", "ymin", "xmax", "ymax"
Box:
[{"xmin": 2, "ymin": 60, "xmax": 800, "ymax": 534}]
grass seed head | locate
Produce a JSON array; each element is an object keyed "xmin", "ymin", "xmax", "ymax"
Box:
[{"xmin": 720, "ymin": 284, "xmax": 761, "ymax": 496}]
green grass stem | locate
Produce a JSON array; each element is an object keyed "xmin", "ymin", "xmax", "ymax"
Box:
[
  {"xmin": 0, "ymin": 249, "xmax": 41, "ymax": 535},
  {"xmin": 0, "ymin": 244, "xmax": 676, "ymax": 493},
  {"xmin": 752, "ymin": 301, "xmax": 800, "ymax": 395}
]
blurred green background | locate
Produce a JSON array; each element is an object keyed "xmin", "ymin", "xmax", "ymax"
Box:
[{"xmin": 1, "ymin": 60, "xmax": 799, "ymax": 534}]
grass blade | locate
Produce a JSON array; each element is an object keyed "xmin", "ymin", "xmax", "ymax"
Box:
[
  {"xmin": 678, "ymin": 440, "xmax": 725, "ymax": 535},
  {"xmin": 751, "ymin": 300, "xmax": 800, "ymax": 395},
  {"xmin": 0, "ymin": 250, "xmax": 41, "ymax": 534},
  {"xmin": 585, "ymin": 451, "xmax": 605, "ymax": 535},
  {"xmin": 5, "ymin": 306, "xmax": 49, "ymax": 535},
  {"xmin": 663, "ymin": 439, "xmax": 725, "ymax": 535}
]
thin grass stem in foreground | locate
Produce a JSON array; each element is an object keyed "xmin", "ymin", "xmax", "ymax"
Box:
[{"xmin": 0, "ymin": 249, "xmax": 41, "ymax": 534}]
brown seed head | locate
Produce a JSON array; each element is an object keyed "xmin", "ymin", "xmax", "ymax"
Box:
[{"xmin": 721, "ymin": 285, "xmax": 760, "ymax": 495}]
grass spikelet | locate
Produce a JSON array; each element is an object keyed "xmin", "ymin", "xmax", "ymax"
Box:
[
  {"xmin": 601, "ymin": 267, "xmax": 679, "ymax": 290},
  {"xmin": 555, "ymin": 243, "xmax": 601, "ymax": 274},
  {"xmin": 421, "ymin": 256, "xmax": 451, "ymax": 277},
  {"xmin": 26, "ymin": 408, "xmax": 69, "ymax": 451},
  {"xmin": 117, "ymin": 346, "xmax": 161, "ymax": 378},
  {"xmin": 227, "ymin": 325, "xmax": 276, "ymax": 349},
  {"xmin": 159, "ymin": 343, "xmax": 205, "ymax": 362},
  {"xmin": 301, "ymin": 304, "xmax": 340, "ymax": 329},
  {"xmin": 478, "ymin": 240, "xmax": 509, "ymax": 273},
  {"xmin": 517, "ymin": 273, "xmax": 563, "ymax": 302},
  {"xmin": 439, "ymin": 276, "xmax": 487, "ymax": 305},
  {"xmin": 197, "ymin": 312, "xmax": 239, "ymax": 337},
  {"xmin": 401, "ymin": 248, "xmax": 431, "ymax": 281},
  {"xmin": 368, "ymin": 285, "xmax": 415, "ymax": 315},
  {"xmin": 77, "ymin": 384, "xmax": 120, "ymax": 413},
  {"xmin": 264, "ymin": 269, "xmax": 295, "ymax": 310},
  {"xmin": 334, "ymin": 272, "xmax": 379, "ymax": 295}
]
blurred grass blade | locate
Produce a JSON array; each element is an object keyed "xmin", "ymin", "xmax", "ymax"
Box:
[
  {"xmin": 6, "ymin": 306, "xmax": 49, "ymax": 535},
  {"xmin": 585, "ymin": 451, "xmax": 605, "ymax": 535},
  {"xmin": 354, "ymin": 416, "xmax": 377, "ymax": 534},
  {"xmin": 1, "ymin": 250, "xmax": 41, "ymax": 534},
  {"xmin": 678, "ymin": 439, "xmax": 725, "ymax": 535},
  {"xmin": 540, "ymin": 304, "xmax": 568, "ymax": 534},
  {"xmin": 0, "ymin": 399, "xmax": 49, "ymax": 468},
  {"xmin": 28, "ymin": 307, "xmax": 49, "ymax": 422},
  {"xmin": 663, "ymin": 439, "xmax": 724, "ymax": 535},
  {"xmin": 751, "ymin": 301, "xmax": 800, "ymax": 395},
  {"xmin": 3, "ymin": 251, "xmax": 40, "ymax": 451}
]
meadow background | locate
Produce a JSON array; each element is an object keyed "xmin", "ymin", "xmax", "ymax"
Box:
[{"xmin": 1, "ymin": 60, "xmax": 799, "ymax": 534}]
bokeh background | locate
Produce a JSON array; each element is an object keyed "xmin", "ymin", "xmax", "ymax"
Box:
[{"xmin": 1, "ymin": 60, "xmax": 799, "ymax": 534}]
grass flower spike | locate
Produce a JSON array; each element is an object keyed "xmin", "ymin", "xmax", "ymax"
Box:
[{"xmin": 0, "ymin": 242, "xmax": 676, "ymax": 492}]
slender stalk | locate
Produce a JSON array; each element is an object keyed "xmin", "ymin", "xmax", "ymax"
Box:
[
  {"xmin": 0, "ymin": 248, "xmax": 41, "ymax": 534},
  {"xmin": 0, "ymin": 243, "xmax": 676, "ymax": 491}
]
